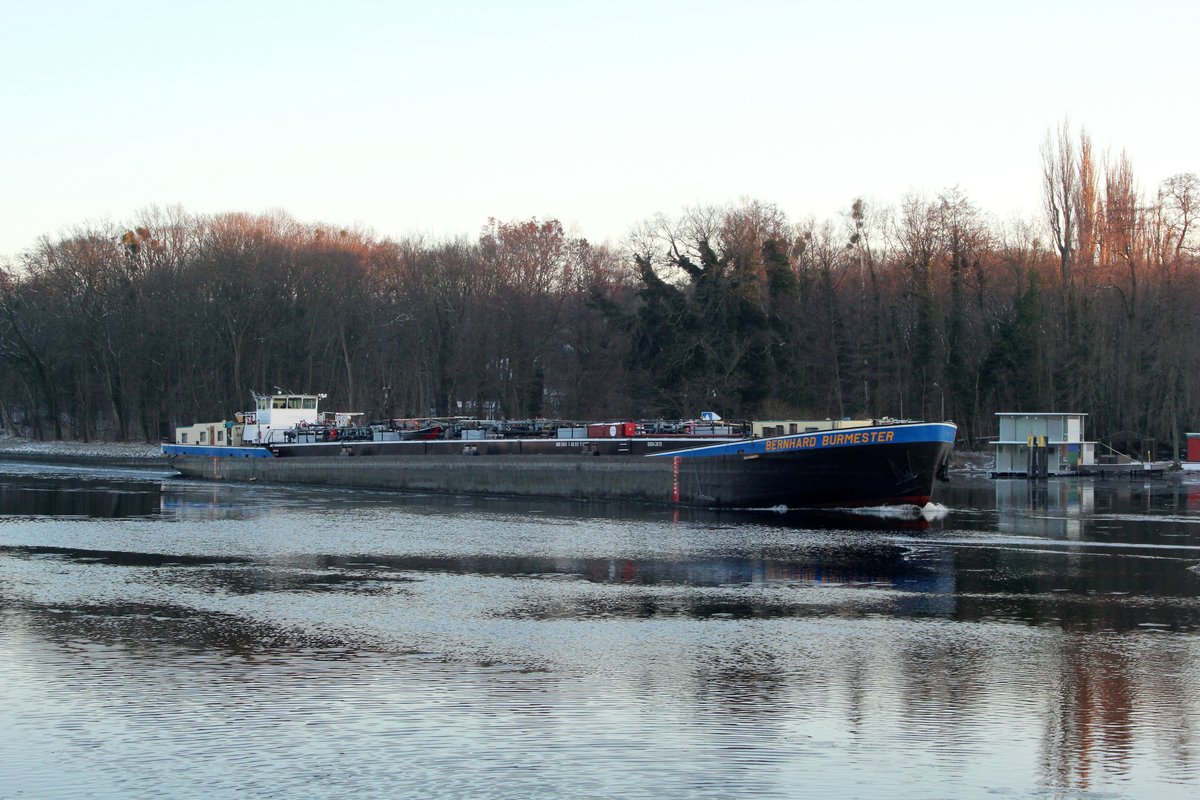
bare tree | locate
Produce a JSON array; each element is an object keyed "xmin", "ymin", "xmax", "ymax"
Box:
[
  {"xmin": 1162, "ymin": 173, "xmax": 1199, "ymax": 260},
  {"xmin": 1042, "ymin": 121, "xmax": 1077, "ymax": 287}
]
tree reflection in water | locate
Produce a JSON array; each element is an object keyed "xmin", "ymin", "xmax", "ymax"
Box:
[{"xmin": 0, "ymin": 469, "xmax": 1198, "ymax": 797}]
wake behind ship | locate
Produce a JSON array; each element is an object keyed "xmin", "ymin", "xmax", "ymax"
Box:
[{"xmin": 163, "ymin": 392, "xmax": 956, "ymax": 510}]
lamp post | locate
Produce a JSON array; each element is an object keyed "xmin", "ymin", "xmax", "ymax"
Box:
[{"xmin": 932, "ymin": 382, "xmax": 945, "ymax": 421}]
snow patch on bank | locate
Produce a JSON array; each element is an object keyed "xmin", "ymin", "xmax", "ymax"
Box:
[{"xmin": 0, "ymin": 436, "xmax": 162, "ymax": 459}]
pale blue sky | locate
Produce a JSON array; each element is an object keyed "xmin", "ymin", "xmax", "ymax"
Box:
[{"xmin": 2, "ymin": 0, "xmax": 1195, "ymax": 257}]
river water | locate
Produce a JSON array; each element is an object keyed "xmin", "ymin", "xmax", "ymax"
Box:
[{"xmin": 1, "ymin": 462, "xmax": 1198, "ymax": 799}]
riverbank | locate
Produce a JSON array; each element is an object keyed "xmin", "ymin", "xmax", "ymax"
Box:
[
  {"xmin": 0, "ymin": 437, "xmax": 169, "ymax": 469},
  {"xmin": 950, "ymin": 449, "xmax": 993, "ymax": 474}
]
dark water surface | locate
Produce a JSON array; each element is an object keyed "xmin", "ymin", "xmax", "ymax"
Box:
[{"xmin": 1, "ymin": 463, "xmax": 1198, "ymax": 798}]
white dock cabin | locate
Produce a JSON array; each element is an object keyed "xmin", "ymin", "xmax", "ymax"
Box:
[{"xmin": 993, "ymin": 412, "xmax": 1095, "ymax": 476}]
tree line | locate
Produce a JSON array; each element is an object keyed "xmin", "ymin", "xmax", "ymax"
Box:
[{"xmin": 1, "ymin": 127, "xmax": 1197, "ymax": 456}]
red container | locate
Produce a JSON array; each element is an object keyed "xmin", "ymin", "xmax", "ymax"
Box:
[{"xmin": 586, "ymin": 422, "xmax": 636, "ymax": 438}]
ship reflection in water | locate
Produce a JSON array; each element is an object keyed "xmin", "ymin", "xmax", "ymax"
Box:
[{"xmin": 0, "ymin": 467, "xmax": 1198, "ymax": 798}]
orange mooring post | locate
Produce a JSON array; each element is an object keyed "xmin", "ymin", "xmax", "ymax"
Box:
[{"xmin": 672, "ymin": 456, "xmax": 680, "ymax": 504}]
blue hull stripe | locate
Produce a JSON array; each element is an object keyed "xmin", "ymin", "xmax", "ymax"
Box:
[
  {"xmin": 162, "ymin": 444, "xmax": 275, "ymax": 458},
  {"xmin": 649, "ymin": 422, "xmax": 957, "ymax": 459}
]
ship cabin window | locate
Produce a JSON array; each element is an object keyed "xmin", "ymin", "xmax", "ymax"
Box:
[
  {"xmin": 287, "ymin": 397, "xmax": 303, "ymax": 409},
  {"xmin": 302, "ymin": 398, "xmax": 317, "ymax": 409},
  {"xmin": 180, "ymin": 433, "xmax": 188, "ymax": 444},
  {"xmin": 805, "ymin": 426, "xmax": 819, "ymax": 433},
  {"xmin": 199, "ymin": 432, "xmax": 207, "ymax": 443},
  {"xmin": 217, "ymin": 430, "xmax": 224, "ymax": 443},
  {"xmin": 789, "ymin": 423, "xmax": 799, "ymax": 434},
  {"xmin": 258, "ymin": 398, "xmax": 269, "ymax": 411},
  {"xmin": 273, "ymin": 397, "xmax": 286, "ymax": 409}
]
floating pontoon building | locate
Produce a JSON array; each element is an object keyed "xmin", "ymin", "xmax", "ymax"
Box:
[{"xmin": 992, "ymin": 412, "xmax": 1096, "ymax": 477}]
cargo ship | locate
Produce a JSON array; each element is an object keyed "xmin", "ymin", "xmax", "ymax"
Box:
[{"xmin": 162, "ymin": 392, "xmax": 957, "ymax": 509}]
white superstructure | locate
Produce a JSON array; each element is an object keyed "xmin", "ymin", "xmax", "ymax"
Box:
[{"xmin": 240, "ymin": 393, "xmax": 325, "ymax": 444}]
